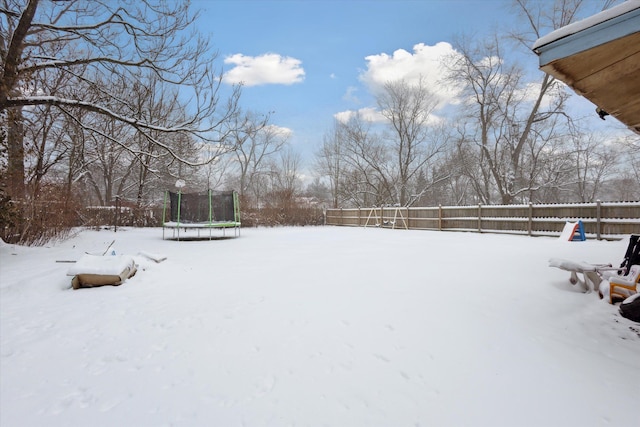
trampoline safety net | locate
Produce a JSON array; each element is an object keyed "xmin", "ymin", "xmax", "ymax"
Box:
[{"xmin": 166, "ymin": 191, "xmax": 239, "ymax": 223}]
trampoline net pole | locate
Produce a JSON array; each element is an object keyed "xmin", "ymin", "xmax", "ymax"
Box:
[
  {"xmin": 162, "ymin": 190, "xmax": 168, "ymax": 239},
  {"xmin": 208, "ymin": 189, "xmax": 213, "ymax": 226},
  {"xmin": 177, "ymin": 191, "xmax": 181, "ymax": 241}
]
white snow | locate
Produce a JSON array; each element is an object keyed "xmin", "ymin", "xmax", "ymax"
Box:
[
  {"xmin": 548, "ymin": 257, "xmax": 601, "ymax": 272},
  {"xmin": 1, "ymin": 226, "xmax": 639, "ymax": 426},
  {"xmin": 66, "ymin": 254, "xmax": 135, "ymax": 277}
]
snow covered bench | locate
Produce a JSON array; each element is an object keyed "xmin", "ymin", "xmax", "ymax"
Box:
[
  {"xmin": 548, "ymin": 258, "xmax": 612, "ymax": 293},
  {"xmin": 67, "ymin": 254, "xmax": 137, "ymax": 290}
]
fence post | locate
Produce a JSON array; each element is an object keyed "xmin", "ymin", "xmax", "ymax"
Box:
[
  {"xmin": 478, "ymin": 203, "xmax": 482, "ymax": 233},
  {"xmin": 596, "ymin": 200, "xmax": 601, "ymax": 240},
  {"xmin": 406, "ymin": 207, "xmax": 410, "ymax": 229},
  {"xmin": 114, "ymin": 196, "xmax": 120, "ymax": 233},
  {"xmin": 438, "ymin": 204, "xmax": 442, "ymax": 231},
  {"xmin": 528, "ymin": 202, "xmax": 533, "ymax": 236}
]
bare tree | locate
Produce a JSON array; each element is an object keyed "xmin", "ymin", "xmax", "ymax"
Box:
[
  {"xmin": 199, "ymin": 147, "xmax": 234, "ymax": 193},
  {"xmin": 339, "ymin": 112, "xmax": 393, "ymax": 206},
  {"xmin": 315, "ymin": 86, "xmax": 447, "ymax": 209},
  {"xmin": 570, "ymin": 131, "xmax": 619, "ymax": 202},
  {"xmin": 377, "ymin": 77, "xmax": 446, "ymax": 206},
  {"xmin": 447, "ymin": 30, "xmax": 572, "ymax": 204},
  {"xmin": 81, "ymin": 116, "xmax": 134, "ymax": 206},
  {"xmin": 510, "ymin": 0, "xmax": 587, "ymax": 48},
  {"xmin": 124, "ymin": 72, "xmax": 207, "ymax": 211},
  {"xmin": 441, "ymin": 0, "xmax": 619, "ymax": 205},
  {"xmin": 1, "ymin": 0, "xmax": 242, "ymax": 200},
  {"xmin": 620, "ymin": 135, "xmax": 640, "ymax": 199},
  {"xmin": 315, "ymin": 120, "xmax": 344, "ymax": 208},
  {"xmin": 420, "ymin": 148, "xmax": 474, "ymax": 206},
  {"xmin": 23, "ymin": 102, "xmax": 68, "ymax": 199},
  {"xmin": 226, "ymin": 112, "xmax": 286, "ymax": 207},
  {"xmin": 267, "ymin": 148, "xmax": 302, "ymax": 209}
]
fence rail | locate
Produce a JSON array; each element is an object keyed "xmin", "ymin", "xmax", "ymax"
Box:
[{"xmin": 325, "ymin": 201, "xmax": 640, "ymax": 239}]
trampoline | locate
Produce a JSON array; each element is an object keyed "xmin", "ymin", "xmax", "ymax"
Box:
[{"xmin": 162, "ymin": 190, "xmax": 241, "ymax": 240}]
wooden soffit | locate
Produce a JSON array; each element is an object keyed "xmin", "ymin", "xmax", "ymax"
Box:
[{"xmin": 533, "ymin": 2, "xmax": 640, "ymax": 135}]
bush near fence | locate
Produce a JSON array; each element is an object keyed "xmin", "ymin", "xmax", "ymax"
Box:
[
  {"xmin": 325, "ymin": 201, "xmax": 640, "ymax": 239},
  {"xmin": 240, "ymin": 206, "xmax": 325, "ymax": 227},
  {"xmin": 81, "ymin": 206, "xmax": 161, "ymax": 228},
  {"xmin": 1, "ymin": 198, "xmax": 80, "ymax": 245}
]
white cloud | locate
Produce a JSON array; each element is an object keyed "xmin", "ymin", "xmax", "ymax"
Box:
[
  {"xmin": 334, "ymin": 107, "xmax": 386, "ymax": 124},
  {"xmin": 223, "ymin": 53, "xmax": 305, "ymax": 86},
  {"xmin": 342, "ymin": 86, "xmax": 360, "ymax": 104},
  {"xmin": 263, "ymin": 124, "xmax": 293, "ymax": 137},
  {"xmin": 332, "ymin": 42, "xmax": 463, "ymax": 129},
  {"xmin": 333, "ymin": 110, "xmax": 353, "ymax": 124},
  {"xmin": 335, "ymin": 107, "xmax": 444, "ymax": 128},
  {"xmin": 359, "ymin": 42, "xmax": 461, "ymax": 106}
]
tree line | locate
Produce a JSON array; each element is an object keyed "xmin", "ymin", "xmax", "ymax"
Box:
[
  {"xmin": 315, "ymin": 0, "xmax": 640, "ymax": 209},
  {"xmin": 1, "ymin": 0, "xmax": 638, "ymax": 244}
]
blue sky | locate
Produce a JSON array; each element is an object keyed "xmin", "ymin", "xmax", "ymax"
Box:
[{"xmin": 192, "ymin": 0, "xmax": 625, "ymax": 173}]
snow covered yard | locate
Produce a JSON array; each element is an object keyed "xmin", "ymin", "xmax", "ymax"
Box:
[{"xmin": 1, "ymin": 226, "xmax": 639, "ymax": 427}]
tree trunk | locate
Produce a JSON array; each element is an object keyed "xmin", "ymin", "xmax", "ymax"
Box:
[
  {"xmin": 6, "ymin": 106, "xmax": 25, "ymax": 199},
  {"xmin": 1, "ymin": 0, "xmax": 39, "ymax": 200}
]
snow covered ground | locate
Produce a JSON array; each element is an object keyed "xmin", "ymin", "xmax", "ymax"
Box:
[{"xmin": 1, "ymin": 226, "xmax": 639, "ymax": 427}]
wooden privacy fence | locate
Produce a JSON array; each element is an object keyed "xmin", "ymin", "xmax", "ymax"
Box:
[{"xmin": 325, "ymin": 201, "xmax": 640, "ymax": 239}]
